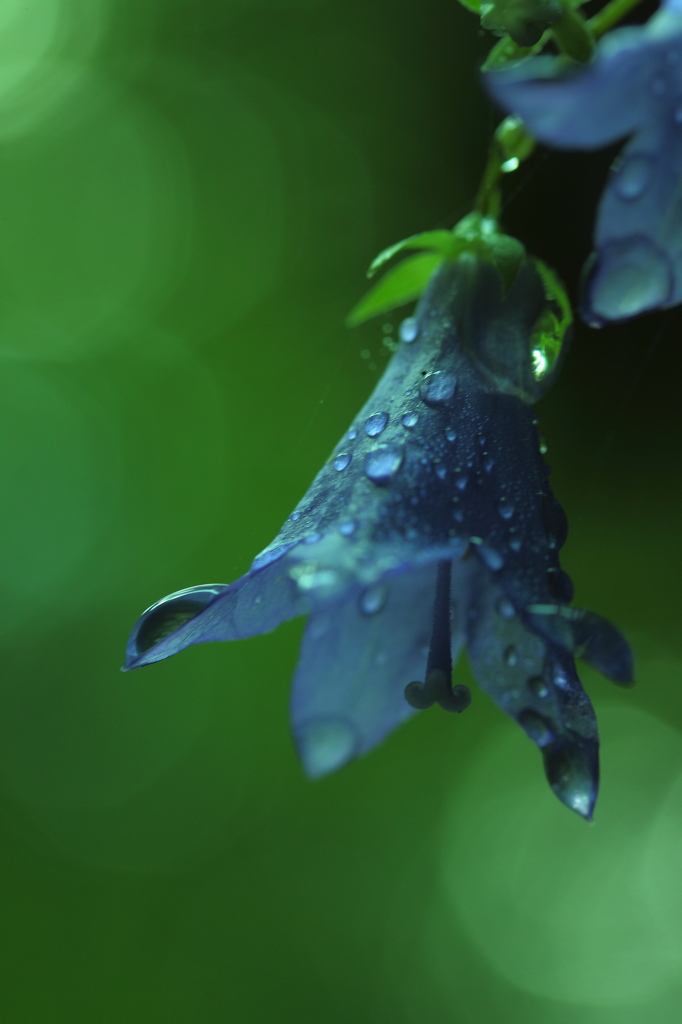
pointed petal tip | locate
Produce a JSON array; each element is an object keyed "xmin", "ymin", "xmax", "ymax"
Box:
[
  {"xmin": 295, "ymin": 717, "xmax": 361, "ymax": 779},
  {"xmin": 543, "ymin": 737, "xmax": 599, "ymax": 821}
]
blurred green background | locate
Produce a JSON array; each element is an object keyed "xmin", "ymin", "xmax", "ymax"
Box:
[{"xmin": 2, "ymin": 0, "xmax": 681, "ymax": 1021}]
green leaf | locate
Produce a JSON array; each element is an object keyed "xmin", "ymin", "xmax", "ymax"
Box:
[
  {"xmin": 367, "ymin": 230, "xmax": 458, "ymax": 278},
  {"xmin": 346, "ymin": 252, "xmax": 442, "ymax": 327}
]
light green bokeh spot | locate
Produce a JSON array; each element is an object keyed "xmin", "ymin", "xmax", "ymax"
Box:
[{"xmin": 437, "ymin": 703, "xmax": 682, "ymax": 1008}]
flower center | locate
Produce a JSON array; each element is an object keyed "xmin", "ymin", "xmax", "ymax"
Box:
[{"xmin": 404, "ymin": 560, "xmax": 471, "ymax": 713}]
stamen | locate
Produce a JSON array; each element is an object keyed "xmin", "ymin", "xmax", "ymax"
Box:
[{"xmin": 404, "ymin": 560, "xmax": 471, "ymax": 714}]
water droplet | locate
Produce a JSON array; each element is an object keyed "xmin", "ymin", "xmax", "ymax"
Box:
[
  {"xmin": 504, "ymin": 645, "xmax": 518, "ymax": 667},
  {"xmin": 290, "ymin": 511, "xmax": 301, "ymax": 522},
  {"xmin": 552, "ymin": 663, "xmax": 570, "ymax": 690},
  {"xmin": 483, "ymin": 456, "xmax": 495, "ymax": 473},
  {"xmin": 544, "ymin": 740, "xmax": 597, "ymax": 820},
  {"xmin": 436, "ymin": 464, "xmax": 447, "ymax": 481},
  {"xmin": 347, "ymin": 427, "xmax": 358, "ymax": 440},
  {"xmin": 333, "ymin": 451, "xmax": 352, "ymax": 472},
  {"xmin": 401, "ymin": 411, "xmax": 418, "ymax": 428},
  {"xmin": 420, "ymin": 370, "xmax": 457, "ymax": 407},
  {"xmin": 295, "ymin": 717, "xmax": 359, "ymax": 778},
  {"xmin": 303, "ymin": 531, "xmax": 322, "ymax": 545},
  {"xmin": 294, "ymin": 566, "xmax": 339, "ymax": 591},
  {"xmin": 445, "ymin": 427, "xmax": 457, "ymax": 443},
  {"xmin": 651, "ymin": 75, "xmax": 666, "ymax": 96},
  {"xmin": 585, "ymin": 236, "xmax": 673, "ymax": 324},
  {"xmin": 359, "ymin": 583, "xmax": 388, "ymax": 616},
  {"xmin": 509, "ymin": 537, "xmax": 522, "ymax": 553},
  {"xmin": 474, "ymin": 542, "xmax": 505, "ymax": 572},
  {"xmin": 251, "ymin": 541, "xmax": 295, "ymax": 572},
  {"xmin": 134, "ymin": 586, "xmax": 223, "ymax": 655},
  {"xmin": 614, "ymin": 154, "xmax": 653, "ymax": 201},
  {"xmin": 455, "ymin": 473, "xmax": 468, "ymax": 491},
  {"xmin": 338, "ymin": 519, "xmax": 357, "ymax": 537},
  {"xmin": 364, "ymin": 412, "xmax": 389, "ymax": 437},
  {"xmin": 528, "ymin": 676, "xmax": 549, "ymax": 699},
  {"xmin": 477, "ymin": 436, "xmax": 486, "ymax": 447},
  {"xmin": 399, "ymin": 316, "xmax": 419, "ymax": 343},
  {"xmin": 498, "ymin": 499, "xmax": 515, "ymax": 520},
  {"xmin": 364, "ymin": 444, "xmax": 404, "ymax": 485},
  {"xmin": 519, "ymin": 709, "xmax": 554, "ymax": 747},
  {"xmin": 496, "ymin": 596, "xmax": 515, "ymax": 619}
]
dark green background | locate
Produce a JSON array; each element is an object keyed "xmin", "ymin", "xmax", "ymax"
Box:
[{"xmin": 2, "ymin": 1, "xmax": 681, "ymax": 1021}]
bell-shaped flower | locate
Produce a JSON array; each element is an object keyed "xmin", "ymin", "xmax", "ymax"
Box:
[
  {"xmin": 123, "ymin": 248, "xmax": 632, "ymax": 819},
  {"xmin": 486, "ymin": 0, "xmax": 682, "ymax": 324}
]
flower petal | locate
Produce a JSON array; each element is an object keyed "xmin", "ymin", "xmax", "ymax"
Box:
[
  {"xmin": 290, "ymin": 560, "xmax": 467, "ymax": 776},
  {"xmin": 485, "ymin": 37, "xmax": 647, "ymax": 149},
  {"xmin": 466, "ymin": 577, "xmax": 600, "ymax": 818},
  {"xmin": 123, "ymin": 556, "xmax": 307, "ymax": 669}
]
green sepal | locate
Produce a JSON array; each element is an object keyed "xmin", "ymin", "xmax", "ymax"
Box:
[
  {"xmin": 482, "ymin": 34, "xmax": 541, "ymax": 71},
  {"xmin": 367, "ymin": 230, "xmax": 460, "ymax": 278},
  {"xmin": 347, "ymin": 212, "xmax": 529, "ymax": 327},
  {"xmin": 346, "ymin": 252, "xmax": 443, "ymax": 327}
]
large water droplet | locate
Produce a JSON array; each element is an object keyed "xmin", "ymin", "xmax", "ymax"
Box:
[
  {"xmin": 498, "ymin": 498, "xmax": 515, "ymax": 519},
  {"xmin": 347, "ymin": 427, "xmax": 358, "ymax": 440},
  {"xmin": 420, "ymin": 370, "xmax": 457, "ymax": 407},
  {"xmin": 296, "ymin": 717, "xmax": 359, "ymax": 778},
  {"xmin": 401, "ymin": 411, "xmax": 418, "ymax": 428},
  {"xmin": 445, "ymin": 427, "xmax": 457, "ymax": 443},
  {"xmin": 134, "ymin": 586, "xmax": 224, "ymax": 655},
  {"xmin": 359, "ymin": 583, "xmax": 388, "ymax": 616},
  {"xmin": 614, "ymin": 154, "xmax": 653, "ymax": 201},
  {"xmin": 584, "ymin": 237, "xmax": 673, "ymax": 324},
  {"xmin": 333, "ymin": 451, "xmax": 352, "ymax": 472},
  {"xmin": 543, "ymin": 739, "xmax": 598, "ymax": 820},
  {"xmin": 519, "ymin": 709, "xmax": 554, "ymax": 747},
  {"xmin": 399, "ymin": 317, "xmax": 419, "ymax": 343},
  {"xmin": 364, "ymin": 444, "xmax": 404, "ymax": 485},
  {"xmin": 364, "ymin": 412, "xmax": 389, "ymax": 437}
]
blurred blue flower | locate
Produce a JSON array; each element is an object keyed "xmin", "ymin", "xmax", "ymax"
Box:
[
  {"xmin": 124, "ymin": 252, "xmax": 632, "ymax": 818},
  {"xmin": 486, "ymin": 0, "xmax": 682, "ymax": 324}
]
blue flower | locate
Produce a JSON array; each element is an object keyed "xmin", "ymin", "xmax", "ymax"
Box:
[
  {"xmin": 123, "ymin": 251, "xmax": 633, "ymax": 819},
  {"xmin": 486, "ymin": 0, "xmax": 682, "ymax": 325}
]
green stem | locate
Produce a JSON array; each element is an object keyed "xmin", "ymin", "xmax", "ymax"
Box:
[
  {"xmin": 474, "ymin": 144, "xmax": 503, "ymax": 220},
  {"xmin": 589, "ymin": 0, "xmax": 645, "ymax": 39}
]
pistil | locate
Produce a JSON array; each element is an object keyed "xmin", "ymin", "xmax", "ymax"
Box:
[{"xmin": 404, "ymin": 559, "xmax": 471, "ymax": 713}]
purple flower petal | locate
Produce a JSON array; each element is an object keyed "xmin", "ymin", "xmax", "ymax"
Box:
[{"xmin": 486, "ymin": 5, "xmax": 682, "ymax": 322}]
